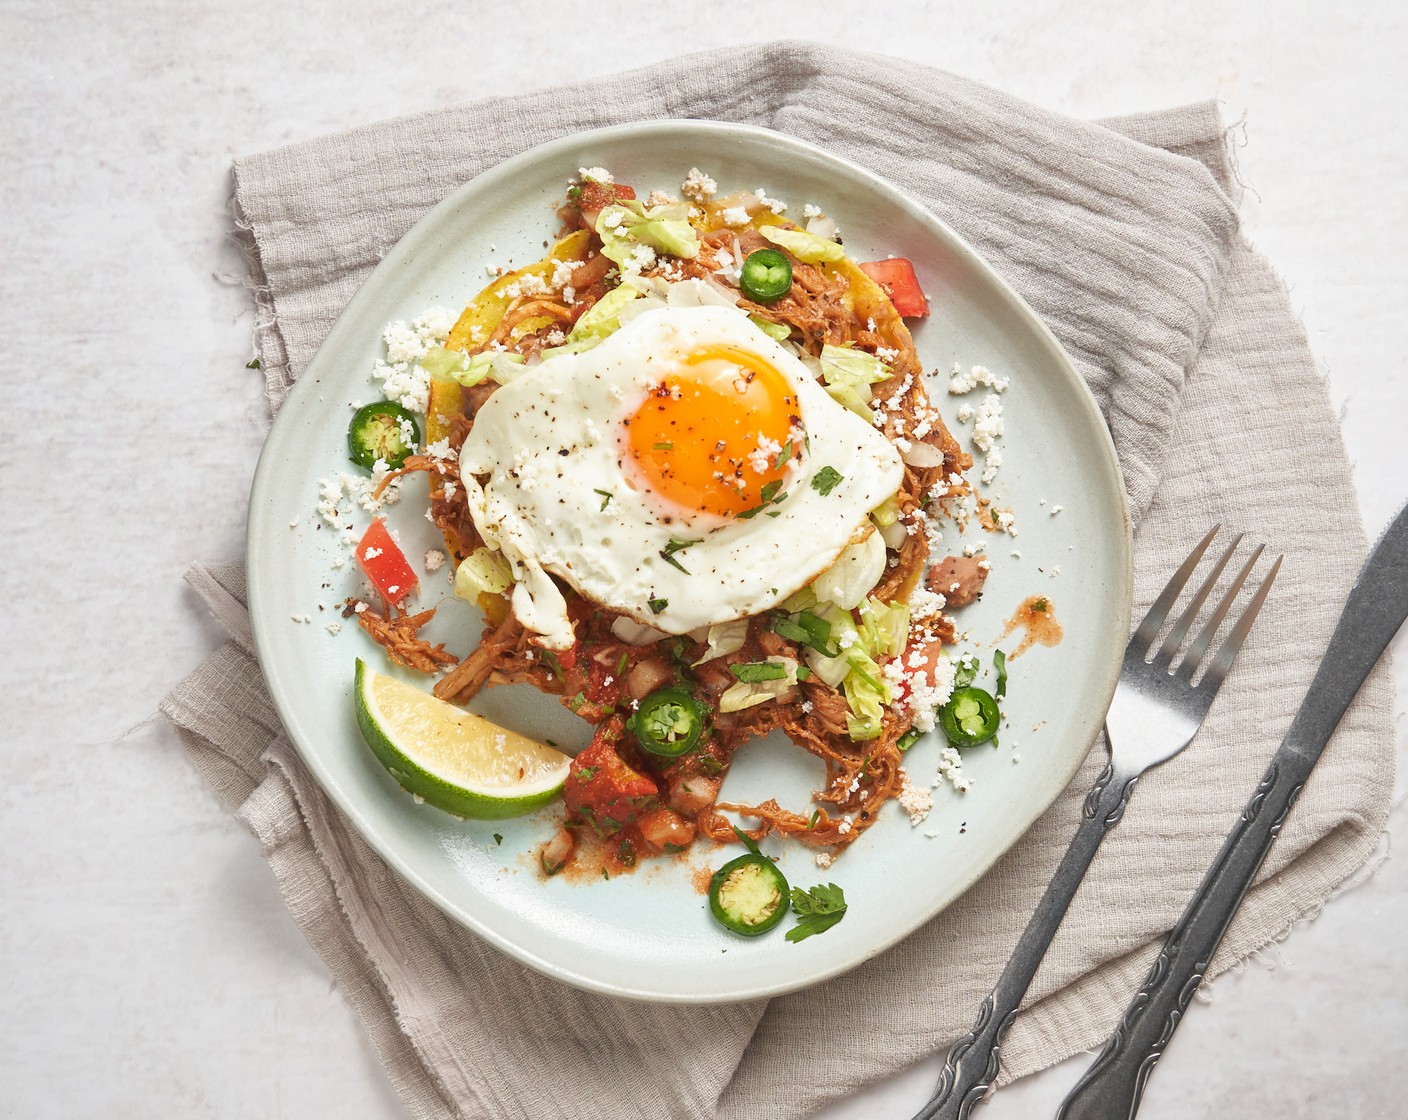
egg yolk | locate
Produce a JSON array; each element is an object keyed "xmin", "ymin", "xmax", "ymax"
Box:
[{"xmin": 626, "ymin": 345, "xmax": 800, "ymax": 517}]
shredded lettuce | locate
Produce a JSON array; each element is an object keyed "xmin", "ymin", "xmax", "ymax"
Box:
[
  {"xmin": 841, "ymin": 649, "xmax": 890, "ymax": 740},
  {"xmin": 748, "ymin": 315, "xmax": 791, "ymax": 341},
  {"xmin": 793, "ymin": 599, "xmax": 901, "ymax": 740},
  {"xmin": 870, "ymin": 493, "xmax": 901, "ymax": 528},
  {"xmin": 780, "ymin": 585, "xmax": 819, "ymax": 614},
  {"xmin": 759, "ymin": 225, "xmax": 845, "ymax": 264},
  {"xmin": 541, "ymin": 283, "xmax": 644, "ymax": 357},
  {"xmin": 801, "ymin": 603, "xmax": 859, "ymax": 688},
  {"xmin": 812, "ymin": 531, "xmax": 886, "ymax": 610},
  {"xmin": 870, "ymin": 492, "xmax": 908, "ymax": 548},
  {"xmin": 610, "ymin": 616, "xmax": 668, "ymax": 646},
  {"xmin": 691, "ymin": 618, "xmax": 750, "ymax": 666},
  {"xmin": 857, "ymin": 597, "xmax": 910, "ymax": 660},
  {"xmin": 816, "ymin": 344, "xmax": 891, "ymax": 421},
  {"xmin": 596, "ymin": 200, "xmax": 700, "ymax": 272},
  {"xmin": 453, "ymin": 547, "xmax": 513, "ymax": 601},
  {"xmin": 718, "ymin": 657, "xmax": 803, "ymax": 713},
  {"xmin": 421, "ymin": 346, "xmax": 526, "ymax": 386}
]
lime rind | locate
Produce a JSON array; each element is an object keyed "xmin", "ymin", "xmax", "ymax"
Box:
[{"xmin": 353, "ymin": 659, "xmax": 571, "ymax": 820}]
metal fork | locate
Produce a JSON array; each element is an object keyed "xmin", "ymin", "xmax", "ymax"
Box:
[{"xmin": 912, "ymin": 527, "xmax": 1281, "ymax": 1120}]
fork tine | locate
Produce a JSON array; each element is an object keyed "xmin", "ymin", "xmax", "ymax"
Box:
[
  {"xmin": 1197, "ymin": 554, "xmax": 1283, "ymax": 694},
  {"xmin": 1156, "ymin": 532, "xmax": 1245, "ymax": 664},
  {"xmin": 1177, "ymin": 543, "xmax": 1266, "ymax": 681},
  {"xmin": 1133, "ymin": 526, "xmax": 1221, "ymax": 649}
]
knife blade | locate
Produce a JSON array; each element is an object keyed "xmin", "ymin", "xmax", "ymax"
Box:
[{"xmin": 1056, "ymin": 499, "xmax": 1408, "ymax": 1120}]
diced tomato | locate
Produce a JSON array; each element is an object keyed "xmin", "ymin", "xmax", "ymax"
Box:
[
  {"xmin": 355, "ymin": 518, "xmax": 418, "ymax": 607},
  {"xmin": 563, "ymin": 718, "xmax": 659, "ymax": 836},
  {"xmin": 859, "ymin": 257, "xmax": 930, "ymax": 318},
  {"xmin": 893, "ymin": 632, "xmax": 946, "ymax": 706}
]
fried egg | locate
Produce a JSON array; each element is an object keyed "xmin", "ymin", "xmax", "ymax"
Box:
[{"xmin": 458, "ymin": 304, "xmax": 905, "ymax": 648}]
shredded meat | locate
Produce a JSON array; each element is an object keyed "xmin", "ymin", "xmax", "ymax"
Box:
[
  {"xmin": 434, "ymin": 612, "xmax": 524, "ymax": 703},
  {"xmin": 414, "ymin": 199, "xmax": 981, "ymax": 867},
  {"xmin": 353, "ymin": 604, "xmax": 456, "ymax": 674}
]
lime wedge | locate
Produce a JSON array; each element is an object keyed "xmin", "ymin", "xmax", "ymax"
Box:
[{"xmin": 353, "ymin": 659, "xmax": 571, "ymax": 819}]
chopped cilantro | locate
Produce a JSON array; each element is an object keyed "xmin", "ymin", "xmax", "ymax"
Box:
[
  {"xmin": 245, "ymin": 358, "xmax": 261, "ymax": 369},
  {"xmin": 653, "ymin": 441, "xmax": 673, "ymax": 451},
  {"xmin": 774, "ymin": 439, "xmax": 794, "ymax": 469},
  {"xmin": 772, "ymin": 610, "xmax": 840, "ymax": 657},
  {"xmin": 660, "ymin": 537, "xmax": 702, "ymax": 574},
  {"xmin": 729, "ymin": 660, "xmax": 788, "ymax": 683},
  {"xmin": 994, "ymin": 648, "xmax": 1008, "ymax": 698},
  {"xmin": 594, "ymin": 488, "xmax": 613, "ymax": 510},
  {"xmin": 898, "ymin": 728, "xmax": 922, "ymax": 751},
  {"xmin": 567, "ymin": 691, "xmax": 587, "ymax": 712},
  {"xmin": 811, "ymin": 466, "xmax": 844, "ymax": 495},
  {"xmin": 648, "ymin": 597, "xmax": 668, "ymax": 614},
  {"xmin": 493, "ymin": 833, "xmax": 503, "ymax": 845}
]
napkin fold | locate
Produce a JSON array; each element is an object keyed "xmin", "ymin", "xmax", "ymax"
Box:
[{"xmin": 165, "ymin": 41, "xmax": 1395, "ymax": 1119}]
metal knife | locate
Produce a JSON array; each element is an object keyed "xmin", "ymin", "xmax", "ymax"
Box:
[{"xmin": 1056, "ymin": 499, "xmax": 1408, "ymax": 1120}]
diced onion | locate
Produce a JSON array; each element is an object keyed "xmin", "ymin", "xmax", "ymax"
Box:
[{"xmin": 610, "ymin": 617, "xmax": 669, "ymax": 646}]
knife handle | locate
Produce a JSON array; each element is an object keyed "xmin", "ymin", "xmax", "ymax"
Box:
[
  {"xmin": 913, "ymin": 759, "xmax": 1142, "ymax": 1120},
  {"xmin": 1055, "ymin": 756, "xmax": 1304, "ymax": 1120}
]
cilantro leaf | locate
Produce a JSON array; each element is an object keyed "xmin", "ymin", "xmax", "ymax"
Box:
[
  {"xmin": 993, "ymin": 648, "xmax": 1008, "ymax": 699},
  {"xmin": 648, "ymin": 597, "xmax": 668, "ymax": 614},
  {"xmin": 953, "ymin": 654, "xmax": 979, "ymax": 689},
  {"xmin": 729, "ymin": 660, "xmax": 789, "ymax": 683},
  {"xmin": 786, "ymin": 883, "xmax": 848, "ymax": 943},
  {"xmin": 811, "ymin": 466, "xmax": 844, "ymax": 496},
  {"xmin": 660, "ymin": 537, "xmax": 702, "ymax": 574}
]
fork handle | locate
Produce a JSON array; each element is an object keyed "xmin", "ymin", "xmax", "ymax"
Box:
[
  {"xmin": 912, "ymin": 758, "xmax": 1142, "ymax": 1120},
  {"xmin": 1053, "ymin": 755, "xmax": 1302, "ymax": 1120}
]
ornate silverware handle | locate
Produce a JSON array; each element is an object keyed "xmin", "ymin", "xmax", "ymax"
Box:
[
  {"xmin": 913, "ymin": 761, "xmax": 1141, "ymax": 1120},
  {"xmin": 1054, "ymin": 754, "xmax": 1303, "ymax": 1120},
  {"xmin": 1058, "ymin": 501, "xmax": 1408, "ymax": 1120}
]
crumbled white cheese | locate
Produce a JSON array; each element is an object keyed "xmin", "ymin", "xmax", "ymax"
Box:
[
  {"xmin": 897, "ymin": 773, "xmax": 933, "ymax": 826},
  {"xmin": 947, "ymin": 363, "xmax": 1009, "ymax": 396},
  {"xmin": 682, "ymin": 167, "xmax": 717, "ymax": 202},
  {"xmin": 754, "ymin": 188, "xmax": 786, "ymax": 214}
]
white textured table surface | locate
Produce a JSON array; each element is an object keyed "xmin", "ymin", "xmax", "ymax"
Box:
[{"xmin": 5, "ymin": 3, "xmax": 1406, "ymax": 1117}]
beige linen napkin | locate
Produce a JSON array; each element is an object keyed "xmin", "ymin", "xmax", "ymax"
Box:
[{"xmin": 163, "ymin": 42, "xmax": 1394, "ymax": 1119}]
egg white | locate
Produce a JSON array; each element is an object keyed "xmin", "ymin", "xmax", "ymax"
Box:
[{"xmin": 458, "ymin": 304, "xmax": 905, "ymax": 647}]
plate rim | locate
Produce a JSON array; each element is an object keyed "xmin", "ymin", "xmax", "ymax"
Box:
[{"xmin": 246, "ymin": 118, "xmax": 1133, "ymax": 1003}]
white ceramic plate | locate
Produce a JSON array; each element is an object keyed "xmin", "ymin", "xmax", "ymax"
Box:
[{"xmin": 247, "ymin": 120, "xmax": 1131, "ymax": 1003}]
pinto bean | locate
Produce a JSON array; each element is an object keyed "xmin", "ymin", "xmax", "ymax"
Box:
[{"xmin": 925, "ymin": 555, "xmax": 990, "ymax": 608}]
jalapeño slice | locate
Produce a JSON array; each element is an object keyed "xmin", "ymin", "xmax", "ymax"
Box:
[
  {"xmin": 709, "ymin": 852, "xmax": 790, "ymax": 936},
  {"xmin": 629, "ymin": 686, "xmax": 706, "ymax": 757},
  {"xmin": 939, "ymin": 686, "xmax": 1001, "ymax": 748},
  {"xmin": 739, "ymin": 248, "xmax": 793, "ymax": 303},
  {"xmin": 348, "ymin": 400, "xmax": 421, "ymax": 470}
]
